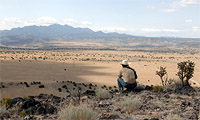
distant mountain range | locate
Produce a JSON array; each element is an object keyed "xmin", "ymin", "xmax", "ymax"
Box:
[{"xmin": 0, "ymin": 24, "xmax": 200, "ymax": 50}]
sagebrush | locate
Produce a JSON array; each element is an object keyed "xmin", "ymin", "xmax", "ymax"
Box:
[
  {"xmin": 58, "ymin": 104, "xmax": 97, "ymax": 120},
  {"xmin": 96, "ymin": 89, "xmax": 110, "ymax": 100},
  {"xmin": 123, "ymin": 97, "xmax": 141, "ymax": 114}
]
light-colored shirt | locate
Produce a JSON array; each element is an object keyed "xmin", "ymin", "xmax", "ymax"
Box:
[{"xmin": 118, "ymin": 67, "xmax": 136, "ymax": 84}]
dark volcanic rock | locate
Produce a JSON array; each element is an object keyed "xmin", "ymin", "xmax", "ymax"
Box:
[
  {"xmin": 175, "ymin": 86, "xmax": 196, "ymax": 95},
  {"xmin": 83, "ymin": 90, "xmax": 96, "ymax": 96},
  {"xmin": 11, "ymin": 97, "xmax": 25, "ymax": 105},
  {"xmin": 39, "ymin": 85, "xmax": 45, "ymax": 88},
  {"xmin": 20, "ymin": 98, "xmax": 57, "ymax": 115},
  {"xmin": 21, "ymin": 98, "xmax": 41, "ymax": 110}
]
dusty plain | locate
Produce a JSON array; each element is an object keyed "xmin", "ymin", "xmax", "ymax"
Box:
[{"xmin": 0, "ymin": 49, "xmax": 200, "ymax": 98}]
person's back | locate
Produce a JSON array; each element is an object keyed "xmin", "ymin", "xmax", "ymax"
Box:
[
  {"xmin": 119, "ymin": 67, "xmax": 136, "ymax": 84},
  {"xmin": 117, "ymin": 60, "xmax": 138, "ymax": 92}
]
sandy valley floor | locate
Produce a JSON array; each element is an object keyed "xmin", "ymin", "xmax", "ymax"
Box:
[{"xmin": 0, "ymin": 50, "xmax": 200, "ymax": 98}]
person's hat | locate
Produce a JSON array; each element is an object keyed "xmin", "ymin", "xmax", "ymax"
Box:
[{"xmin": 121, "ymin": 60, "xmax": 131, "ymax": 65}]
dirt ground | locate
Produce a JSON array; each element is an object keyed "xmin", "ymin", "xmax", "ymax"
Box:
[{"xmin": 0, "ymin": 50, "xmax": 200, "ymax": 98}]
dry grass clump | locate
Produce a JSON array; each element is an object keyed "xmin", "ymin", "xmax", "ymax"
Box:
[
  {"xmin": 96, "ymin": 89, "xmax": 110, "ymax": 100},
  {"xmin": 153, "ymin": 85, "xmax": 163, "ymax": 92},
  {"xmin": 163, "ymin": 78, "xmax": 183, "ymax": 91},
  {"xmin": 123, "ymin": 97, "xmax": 141, "ymax": 114},
  {"xmin": 58, "ymin": 104, "xmax": 97, "ymax": 120},
  {"xmin": 166, "ymin": 114, "xmax": 183, "ymax": 120},
  {"xmin": 0, "ymin": 105, "xmax": 6, "ymax": 114}
]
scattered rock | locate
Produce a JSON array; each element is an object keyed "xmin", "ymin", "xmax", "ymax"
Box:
[
  {"xmin": 11, "ymin": 97, "xmax": 25, "ymax": 105},
  {"xmin": 39, "ymin": 85, "xmax": 45, "ymax": 88},
  {"xmin": 100, "ymin": 113, "xmax": 120, "ymax": 119},
  {"xmin": 83, "ymin": 90, "xmax": 96, "ymax": 96}
]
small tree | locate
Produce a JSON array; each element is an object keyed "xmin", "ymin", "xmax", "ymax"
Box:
[
  {"xmin": 156, "ymin": 66, "xmax": 168, "ymax": 86},
  {"xmin": 176, "ymin": 60, "xmax": 195, "ymax": 86}
]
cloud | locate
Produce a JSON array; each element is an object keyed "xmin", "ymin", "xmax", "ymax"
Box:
[
  {"xmin": 63, "ymin": 19, "xmax": 92, "ymax": 27},
  {"xmin": 81, "ymin": 21, "xmax": 92, "ymax": 25},
  {"xmin": 192, "ymin": 26, "xmax": 200, "ymax": 31},
  {"xmin": 0, "ymin": 17, "xmax": 93, "ymax": 30},
  {"xmin": 35, "ymin": 16, "xmax": 57, "ymax": 25},
  {"xmin": 0, "ymin": 18, "xmax": 24, "ymax": 30},
  {"xmin": 172, "ymin": 0, "xmax": 199, "ymax": 7},
  {"xmin": 140, "ymin": 28, "xmax": 180, "ymax": 33},
  {"xmin": 91, "ymin": 26, "xmax": 128, "ymax": 33},
  {"xmin": 162, "ymin": 9, "xmax": 177, "ymax": 12},
  {"xmin": 162, "ymin": 0, "xmax": 199, "ymax": 13},
  {"xmin": 185, "ymin": 19, "xmax": 192, "ymax": 23},
  {"xmin": 63, "ymin": 19, "xmax": 78, "ymax": 26}
]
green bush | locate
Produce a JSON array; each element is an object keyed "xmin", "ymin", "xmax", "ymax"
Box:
[
  {"xmin": 20, "ymin": 110, "xmax": 26, "ymax": 116},
  {"xmin": 153, "ymin": 85, "xmax": 163, "ymax": 92},
  {"xmin": 58, "ymin": 104, "xmax": 97, "ymax": 120},
  {"xmin": 177, "ymin": 60, "xmax": 195, "ymax": 86},
  {"xmin": 2, "ymin": 98, "xmax": 12, "ymax": 108},
  {"xmin": 24, "ymin": 97, "xmax": 29, "ymax": 100}
]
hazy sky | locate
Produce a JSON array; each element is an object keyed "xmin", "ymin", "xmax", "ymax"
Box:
[{"xmin": 0, "ymin": 0, "xmax": 200, "ymax": 38}]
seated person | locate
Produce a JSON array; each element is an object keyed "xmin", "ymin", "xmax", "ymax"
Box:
[{"xmin": 117, "ymin": 60, "xmax": 137, "ymax": 92}]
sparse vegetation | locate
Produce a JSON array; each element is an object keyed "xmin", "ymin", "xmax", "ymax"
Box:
[
  {"xmin": 0, "ymin": 105, "xmax": 6, "ymax": 114},
  {"xmin": 39, "ymin": 85, "xmax": 45, "ymax": 88},
  {"xmin": 58, "ymin": 104, "xmax": 97, "ymax": 120},
  {"xmin": 177, "ymin": 60, "xmax": 195, "ymax": 86},
  {"xmin": 156, "ymin": 66, "xmax": 168, "ymax": 86},
  {"xmin": 123, "ymin": 97, "xmax": 141, "ymax": 114},
  {"xmin": 2, "ymin": 98, "xmax": 12, "ymax": 108},
  {"xmin": 24, "ymin": 97, "xmax": 29, "ymax": 100},
  {"xmin": 20, "ymin": 110, "xmax": 26, "ymax": 116},
  {"xmin": 62, "ymin": 85, "xmax": 67, "ymax": 89},
  {"xmin": 58, "ymin": 88, "xmax": 62, "ymax": 92},
  {"xmin": 153, "ymin": 85, "xmax": 163, "ymax": 92},
  {"xmin": 166, "ymin": 114, "xmax": 183, "ymax": 120},
  {"xmin": 96, "ymin": 89, "xmax": 110, "ymax": 100}
]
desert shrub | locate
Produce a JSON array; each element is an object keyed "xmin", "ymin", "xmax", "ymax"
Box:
[
  {"xmin": 156, "ymin": 66, "xmax": 168, "ymax": 86},
  {"xmin": 166, "ymin": 114, "xmax": 183, "ymax": 120},
  {"xmin": 62, "ymin": 85, "xmax": 67, "ymax": 89},
  {"xmin": 163, "ymin": 78, "xmax": 183, "ymax": 91},
  {"xmin": 96, "ymin": 89, "xmax": 110, "ymax": 100},
  {"xmin": 2, "ymin": 98, "xmax": 12, "ymax": 108},
  {"xmin": 176, "ymin": 60, "xmax": 195, "ymax": 86},
  {"xmin": 20, "ymin": 110, "xmax": 26, "ymax": 116},
  {"xmin": 0, "ymin": 105, "xmax": 6, "ymax": 114},
  {"xmin": 24, "ymin": 97, "xmax": 29, "ymax": 100},
  {"xmin": 39, "ymin": 85, "xmax": 45, "ymax": 88},
  {"xmin": 58, "ymin": 104, "xmax": 97, "ymax": 120},
  {"xmin": 153, "ymin": 85, "xmax": 163, "ymax": 92},
  {"xmin": 58, "ymin": 88, "xmax": 62, "ymax": 92},
  {"xmin": 108, "ymin": 86, "xmax": 112, "ymax": 90},
  {"xmin": 123, "ymin": 97, "xmax": 141, "ymax": 114},
  {"xmin": 171, "ymin": 79, "xmax": 183, "ymax": 88}
]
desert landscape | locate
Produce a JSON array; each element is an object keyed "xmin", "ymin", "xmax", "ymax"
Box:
[
  {"xmin": 1, "ymin": 49, "xmax": 200, "ymax": 87},
  {"xmin": 0, "ymin": 48, "xmax": 200, "ymax": 119},
  {"xmin": 1, "ymin": 1, "xmax": 200, "ymax": 118}
]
